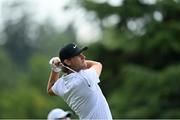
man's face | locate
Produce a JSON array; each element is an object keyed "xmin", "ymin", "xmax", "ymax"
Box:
[{"xmin": 66, "ymin": 53, "xmax": 87, "ymax": 71}]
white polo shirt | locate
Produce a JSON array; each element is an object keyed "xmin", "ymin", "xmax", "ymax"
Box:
[{"xmin": 52, "ymin": 68, "xmax": 112, "ymax": 119}]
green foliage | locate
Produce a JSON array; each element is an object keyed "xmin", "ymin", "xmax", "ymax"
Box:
[
  {"xmin": 0, "ymin": 48, "xmax": 17, "ymax": 90},
  {"xmin": 33, "ymin": 24, "xmax": 75, "ymax": 56},
  {"xmin": 1, "ymin": 0, "xmax": 180, "ymax": 119},
  {"xmin": 27, "ymin": 53, "xmax": 50, "ymax": 93},
  {"xmin": 109, "ymin": 64, "xmax": 180, "ymax": 118},
  {"xmin": 3, "ymin": 12, "xmax": 34, "ymax": 67},
  {"xmin": 0, "ymin": 1, "xmax": 76, "ymax": 118},
  {"xmin": 80, "ymin": 0, "xmax": 180, "ymax": 118}
]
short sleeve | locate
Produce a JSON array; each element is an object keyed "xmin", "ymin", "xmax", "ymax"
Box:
[
  {"xmin": 80, "ymin": 68, "xmax": 100, "ymax": 84},
  {"xmin": 51, "ymin": 78, "xmax": 62, "ymax": 95}
]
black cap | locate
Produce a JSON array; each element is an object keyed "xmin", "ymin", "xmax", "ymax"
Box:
[{"xmin": 59, "ymin": 43, "xmax": 88, "ymax": 62}]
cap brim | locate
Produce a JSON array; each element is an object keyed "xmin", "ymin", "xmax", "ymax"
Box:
[
  {"xmin": 82, "ymin": 46, "xmax": 88, "ymax": 51},
  {"xmin": 66, "ymin": 112, "xmax": 72, "ymax": 117}
]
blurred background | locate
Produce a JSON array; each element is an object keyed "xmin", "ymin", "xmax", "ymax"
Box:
[{"xmin": 0, "ymin": 0, "xmax": 180, "ymax": 119}]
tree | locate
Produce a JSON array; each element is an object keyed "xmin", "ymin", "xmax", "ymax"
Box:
[
  {"xmin": 77, "ymin": 0, "xmax": 180, "ymax": 118},
  {"xmin": 2, "ymin": 1, "xmax": 35, "ymax": 68}
]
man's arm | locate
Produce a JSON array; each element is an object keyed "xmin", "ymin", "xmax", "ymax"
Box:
[
  {"xmin": 47, "ymin": 71, "xmax": 59, "ymax": 96},
  {"xmin": 85, "ymin": 60, "xmax": 102, "ymax": 76},
  {"xmin": 47, "ymin": 57, "xmax": 62, "ymax": 96}
]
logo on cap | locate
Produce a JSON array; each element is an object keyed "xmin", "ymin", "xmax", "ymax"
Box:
[{"xmin": 73, "ymin": 45, "xmax": 77, "ymax": 48}]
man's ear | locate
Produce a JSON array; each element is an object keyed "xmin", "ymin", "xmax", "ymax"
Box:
[{"xmin": 64, "ymin": 59, "xmax": 71, "ymax": 66}]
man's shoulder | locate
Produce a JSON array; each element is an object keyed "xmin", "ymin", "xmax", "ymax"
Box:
[
  {"xmin": 79, "ymin": 68, "xmax": 100, "ymax": 81},
  {"xmin": 61, "ymin": 72, "xmax": 78, "ymax": 79},
  {"xmin": 80, "ymin": 68, "xmax": 96, "ymax": 73}
]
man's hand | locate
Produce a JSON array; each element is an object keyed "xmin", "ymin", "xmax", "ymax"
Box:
[{"xmin": 49, "ymin": 57, "xmax": 62, "ymax": 73}]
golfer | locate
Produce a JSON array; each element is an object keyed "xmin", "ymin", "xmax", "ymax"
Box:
[{"xmin": 47, "ymin": 43, "xmax": 112, "ymax": 119}]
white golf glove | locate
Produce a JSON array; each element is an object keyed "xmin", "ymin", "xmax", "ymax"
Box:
[{"xmin": 49, "ymin": 57, "xmax": 62, "ymax": 73}]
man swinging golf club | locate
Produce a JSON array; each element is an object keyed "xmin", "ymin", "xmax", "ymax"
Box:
[{"xmin": 47, "ymin": 43, "xmax": 112, "ymax": 119}]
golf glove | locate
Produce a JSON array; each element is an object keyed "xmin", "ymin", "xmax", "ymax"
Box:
[{"xmin": 49, "ymin": 57, "xmax": 62, "ymax": 73}]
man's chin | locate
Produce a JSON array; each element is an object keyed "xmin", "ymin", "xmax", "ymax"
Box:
[
  {"xmin": 82, "ymin": 66, "xmax": 87, "ymax": 70},
  {"xmin": 82, "ymin": 64, "xmax": 88, "ymax": 69}
]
